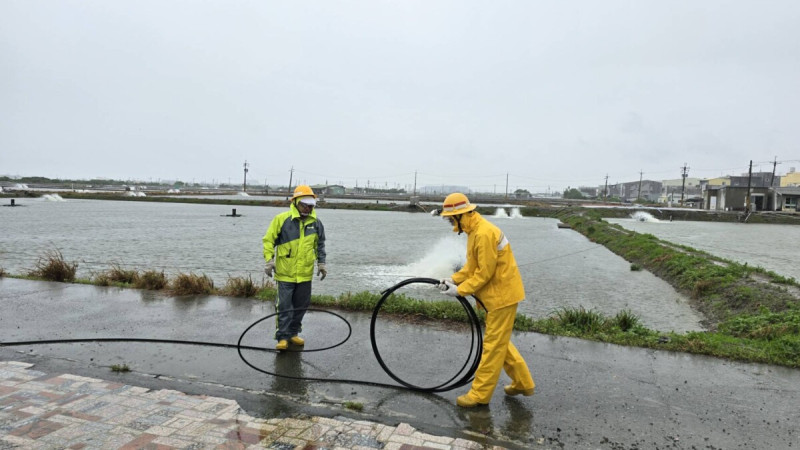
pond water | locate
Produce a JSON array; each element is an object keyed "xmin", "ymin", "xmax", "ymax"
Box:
[{"xmin": 2, "ymin": 198, "xmax": 710, "ymax": 332}]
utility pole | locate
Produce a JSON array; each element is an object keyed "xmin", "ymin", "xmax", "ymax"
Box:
[
  {"xmin": 242, "ymin": 160, "xmax": 249, "ymax": 192},
  {"xmin": 771, "ymin": 156, "xmax": 778, "ymax": 187},
  {"xmin": 413, "ymin": 171, "xmax": 417, "ymax": 196},
  {"xmin": 680, "ymin": 163, "xmax": 689, "ymax": 206},
  {"xmin": 745, "ymin": 160, "xmax": 753, "ymax": 213},
  {"xmin": 637, "ymin": 170, "xmax": 643, "ymax": 202},
  {"xmin": 287, "ymin": 166, "xmax": 294, "ymax": 200},
  {"xmin": 603, "ymin": 174, "xmax": 609, "ymax": 202},
  {"xmin": 505, "ymin": 173, "xmax": 509, "ymax": 200}
]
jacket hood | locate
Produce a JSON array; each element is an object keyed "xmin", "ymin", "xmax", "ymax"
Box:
[{"xmin": 451, "ymin": 211, "xmax": 481, "ymax": 234}]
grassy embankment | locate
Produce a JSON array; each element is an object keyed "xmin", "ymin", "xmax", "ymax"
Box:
[{"xmin": 555, "ymin": 210, "xmax": 800, "ymax": 368}]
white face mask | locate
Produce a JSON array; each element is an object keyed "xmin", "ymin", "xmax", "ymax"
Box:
[{"xmin": 296, "ymin": 201, "xmax": 313, "ymax": 217}]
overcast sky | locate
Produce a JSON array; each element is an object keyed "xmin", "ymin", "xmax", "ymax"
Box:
[{"xmin": 2, "ymin": 1, "xmax": 799, "ymax": 193}]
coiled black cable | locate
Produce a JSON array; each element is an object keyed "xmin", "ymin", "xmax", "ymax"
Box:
[
  {"xmin": 369, "ymin": 277, "xmax": 483, "ymax": 392},
  {"xmin": 1, "ymin": 278, "xmax": 484, "ymax": 392}
]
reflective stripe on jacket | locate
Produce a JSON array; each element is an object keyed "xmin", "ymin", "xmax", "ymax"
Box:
[
  {"xmin": 262, "ymin": 203, "xmax": 326, "ymax": 283},
  {"xmin": 450, "ymin": 212, "xmax": 525, "ymax": 311}
]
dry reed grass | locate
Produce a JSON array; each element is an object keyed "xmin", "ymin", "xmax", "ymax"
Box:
[
  {"xmin": 169, "ymin": 272, "xmax": 215, "ymax": 295},
  {"xmin": 28, "ymin": 249, "xmax": 77, "ymax": 282},
  {"xmin": 220, "ymin": 275, "xmax": 263, "ymax": 297},
  {"xmin": 95, "ymin": 264, "xmax": 139, "ymax": 286},
  {"xmin": 135, "ymin": 270, "xmax": 168, "ymax": 290}
]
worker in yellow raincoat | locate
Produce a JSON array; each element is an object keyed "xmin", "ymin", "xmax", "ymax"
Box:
[{"xmin": 437, "ymin": 192, "xmax": 535, "ymax": 407}]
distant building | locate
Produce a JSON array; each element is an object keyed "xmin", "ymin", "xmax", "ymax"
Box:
[
  {"xmin": 702, "ymin": 185, "xmax": 800, "ymax": 212},
  {"xmin": 597, "ymin": 180, "xmax": 659, "ymax": 202},
  {"xmin": 578, "ymin": 186, "xmax": 598, "ymax": 198},
  {"xmin": 419, "ymin": 185, "xmax": 470, "ymax": 195},
  {"xmin": 660, "ymin": 178, "xmax": 702, "ymax": 204},
  {"xmin": 623, "ymin": 180, "xmax": 661, "ymax": 202},
  {"xmin": 703, "ymin": 186, "xmax": 772, "ymax": 211},
  {"xmin": 775, "ymin": 187, "xmax": 800, "ymax": 211},
  {"xmin": 780, "ymin": 168, "xmax": 800, "ymax": 187},
  {"xmin": 699, "ymin": 177, "xmax": 730, "ymax": 202},
  {"xmin": 701, "ymin": 177, "xmax": 730, "ymax": 188},
  {"xmin": 311, "ymin": 184, "xmax": 346, "ymax": 196},
  {"xmin": 729, "ymin": 171, "xmax": 779, "ymax": 188}
]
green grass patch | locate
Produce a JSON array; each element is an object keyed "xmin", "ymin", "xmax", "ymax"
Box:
[
  {"xmin": 343, "ymin": 401, "xmax": 364, "ymax": 411},
  {"xmin": 110, "ymin": 364, "xmax": 130, "ymax": 373}
]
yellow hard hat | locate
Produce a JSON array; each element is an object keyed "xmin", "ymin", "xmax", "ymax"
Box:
[
  {"xmin": 291, "ymin": 185, "xmax": 317, "ymax": 200},
  {"xmin": 440, "ymin": 192, "xmax": 477, "ymax": 216}
]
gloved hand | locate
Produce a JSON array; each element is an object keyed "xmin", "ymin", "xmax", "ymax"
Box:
[
  {"xmin": 437, "ymin": 279, "xmax": 459, "ymax": 297},
  {"xmin": 317, "ymin": 263, "xmax": 327, "ymax": 281},
  {"xmin": 264, "ymin": 260, "xmax": 275, "ymax": 278}
]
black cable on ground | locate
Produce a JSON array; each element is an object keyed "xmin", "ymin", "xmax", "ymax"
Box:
[
  {"xmin": 369, "ymin": 277, "xmax": 483, "ymax": 392},
  {"xmin": 1, "ymin": 278, "xmax": 484, "ymax": 393}
]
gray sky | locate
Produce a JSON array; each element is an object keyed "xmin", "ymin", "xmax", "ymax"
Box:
[{"xmin": 2, "ymin": 1, "xmax": 799, "ymax": 193}]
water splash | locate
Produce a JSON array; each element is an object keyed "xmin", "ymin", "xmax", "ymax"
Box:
[
  {"xmin": 125, "ymin": 191, "xmax": 147, "ymax": 197},
  {"xmin": 41, "ymin": 194, "xmax": 65, "ymax": 202},
  {"xmin": 493, "ymin": 207, "xmax": 523, "ymax": 219},
  {"xmin": 349, "ymin": 235, "xmax": 465, "ymax": 293},
  {"xmin": 493, "ymin": 208, "xmax": 509, "ymax": 218},
  {"xmin": 238, "ymin": 192, "xmax": 250, "ymax": 197},
  {"xmin": 631, "ymin": 211, "xmax": 659, "ymax": 222},
  {"xmin": 402, "ymin": 235, "xmax": 466, "ymax": 279}
]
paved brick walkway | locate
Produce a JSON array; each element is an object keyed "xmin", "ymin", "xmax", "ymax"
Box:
[{"xmin": 0, "ymin": 361, "xmax": 502, "ymax": 449}]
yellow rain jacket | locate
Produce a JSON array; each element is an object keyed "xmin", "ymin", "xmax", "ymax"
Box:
[
  {"xmin": 450, "ymin": 211, "xmax": 534, "ymax": 404},
  {"xmin": 262, "ymin": 203, "xmax": 326, "ymax": 283},
  {"xmin": 450, "ymin": 212, "xmax": 525, "ymax": 311}
]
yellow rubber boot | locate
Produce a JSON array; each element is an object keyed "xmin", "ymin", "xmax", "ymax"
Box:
[
  {"xmin": 504, "ymin": 385, "xmax": 535, "ymax": 396},
  {"xmin": 456, "ymin": 394, "xmax": 487, "ymax": 408},
  {"xmin": 275, "ymin": 340, "xmax": 288, "ymax": 351},
  {"xmin": 289, "ymin": 336, "xmax": 305, "ymax": 346}
]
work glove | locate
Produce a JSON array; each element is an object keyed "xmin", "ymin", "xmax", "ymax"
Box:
[
  {"xmin": 317, "ymin": 263, "xmax": 327, "ymax": 281},
  {"xmin": 437, "ymin": 279, "xmax": 459, "ymax": 297},
  {"xmin": 264, "ymin": 260, "xmax": 275, "ymax": 278}
]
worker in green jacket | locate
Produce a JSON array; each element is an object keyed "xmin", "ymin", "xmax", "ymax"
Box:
[{"xmin": 263, "ymin": 185, "xmax": 327, "ymax": 351}]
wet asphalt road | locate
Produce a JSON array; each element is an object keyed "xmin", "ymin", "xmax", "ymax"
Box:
[{"xmin": 1, "ymin": 278, "xmax": 799, "ymax": 449}]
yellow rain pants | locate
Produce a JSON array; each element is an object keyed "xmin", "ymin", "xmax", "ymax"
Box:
[{"xmin": 466, "ymin": 303, "xmax": 535, "ymax": 403}]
